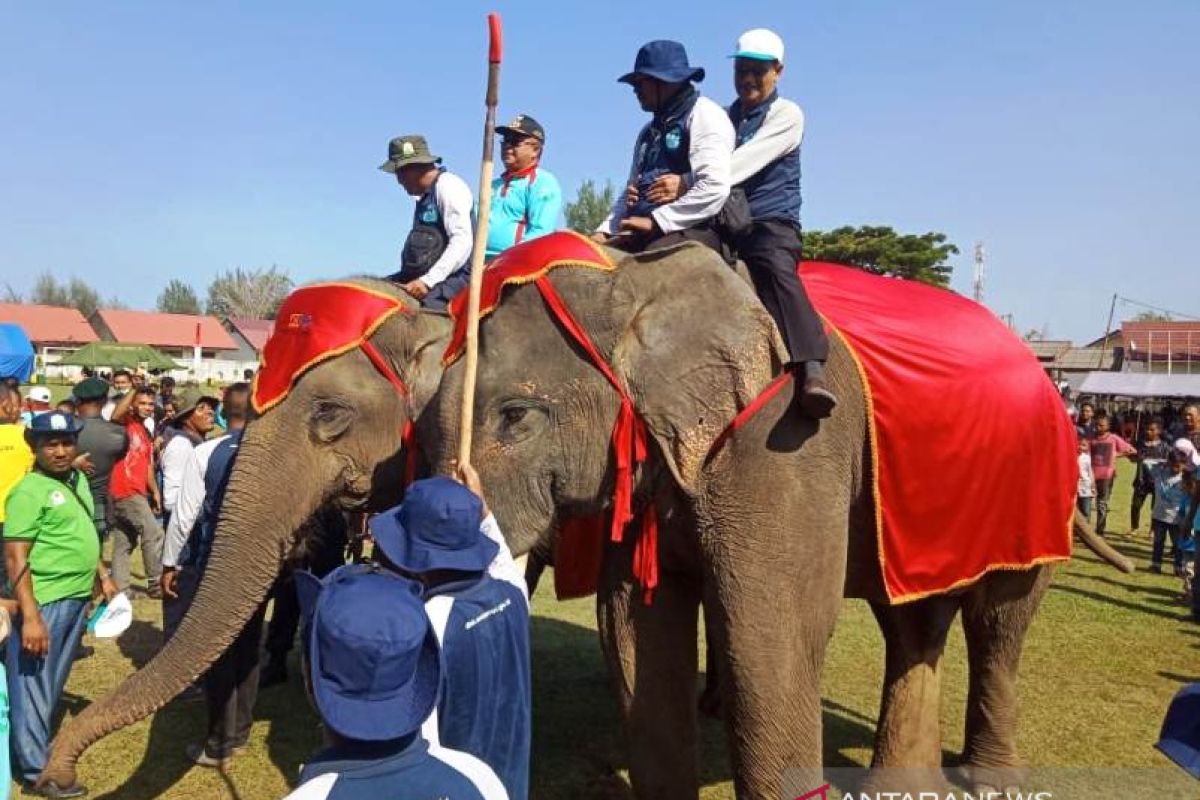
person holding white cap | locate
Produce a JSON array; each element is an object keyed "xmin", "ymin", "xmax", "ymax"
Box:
[{"xmin": 728, "ymin": 28, "xmax": 837, "ymax": 418}]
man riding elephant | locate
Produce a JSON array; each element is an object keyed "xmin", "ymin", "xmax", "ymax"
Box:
[
  {"xmin": 381, "ymin": 135, "xmax": 475, "ymax": 310},
  {"xmin": 591, "ymin": 40, "xmax": 733, "ymax": 255}
]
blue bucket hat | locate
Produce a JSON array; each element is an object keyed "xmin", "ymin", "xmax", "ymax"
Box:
[
  {"xmin": 618, "ymin": 40, "xmax": 705, "ymax": 85},
  {"xmin": 24, "ymin": 411, "xmax": 85, "ymax": 439},
  {"xmin": 298, "ymin": 563, "xmax": 441, "ymax": 741},
  {"xmin": 1157, "ymin": 682, "xmax": 1200, "ymax": 778},
  {"xmin": 370, "ymin": 476, "xmax": 498, "ymax": 574}
]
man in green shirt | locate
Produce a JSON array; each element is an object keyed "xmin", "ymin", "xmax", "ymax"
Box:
[{"xmin": 4, "ymin": 411, "xmax": 117, "ymax": 798}]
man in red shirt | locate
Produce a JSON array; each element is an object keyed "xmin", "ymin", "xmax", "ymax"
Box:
[
  {"xmin": 1089, "ymin": 411, "xmax": 1136, "ymax": 536},
  {"xmin": 109, "ymin": 386, "xmax": 165, "ymax": 598}
]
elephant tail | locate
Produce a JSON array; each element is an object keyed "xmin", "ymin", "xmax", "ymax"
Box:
[{"xmin": 1072, "ymin": 508, "xmax": 1135, "ymax": 573}]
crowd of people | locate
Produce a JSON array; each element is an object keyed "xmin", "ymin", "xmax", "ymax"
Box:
[
  {"xmin": 0, "ymin": 370, "xmax": 533, "ymax": 799},
  {"xmin": 1073, "ymin": 399, "xmax": 1200, "ymax": 620}
]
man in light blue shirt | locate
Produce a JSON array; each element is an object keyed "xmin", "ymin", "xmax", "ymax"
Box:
[{"xmin": 485, "ymin": 115, "xmax": 563, "ymax": 260}]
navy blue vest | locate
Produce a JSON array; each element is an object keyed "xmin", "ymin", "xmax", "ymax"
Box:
[
  {"xmin": 180, "ymin": 430, "xmax": 242, "ymax": 570},
  {"xmin": 394, "ymin": 172, "xmax": 449, "ymax": 283},
  {"xmin": 628, "ymin": 87, "xmax": 700, "ymax": 218},
  {"xmin": 729, "ymin": 92, "xmax": 802, "ymax": 222}
]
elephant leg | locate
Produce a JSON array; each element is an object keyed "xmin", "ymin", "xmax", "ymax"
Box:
[
  {"xmin": 958, "ymin": 565, "xmax": 1053, "ymax": 789},
  {"xmin": 597, "ymin": 551, "xmax": 701, "ymax": 800},
  {"xmin": 709, "ymin": 550, "xmax": 840, "ymax": 799},
  {"xmin": 867, "ymin": 595, "xmax": 960, "ymax": 789}
]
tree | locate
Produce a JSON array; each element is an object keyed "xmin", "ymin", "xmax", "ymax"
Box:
[
  {"xmin": 802, "ymin": 226, "xmax": 959, "ymax": 287},
  {"xmin": 1132, "ymin": 310, "xmax": 1172, "ymax": 322},
  {"xmin": 1, "ymin": 284, "xmax": 20, "ymax": 303},
  {"xmin": 206, "ymin": 266, "xmax": 293, "ymax": 320},
  {"xmin": 157, "ymin": 279, "xmax": 202, "ymax": 315},
  {"xmin": 30, "ymin": 273, "xmax": 104, "ymax": 316},
  {"xmin": 564, "ymin": 179, "xmax": 615, "ymax": 234}
]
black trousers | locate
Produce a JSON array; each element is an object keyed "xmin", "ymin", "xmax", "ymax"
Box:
[
  {"xmin": 264, "ymin": 524, "xmax": 347, "ymax": 662},
  {"xmin": 204, "ymin": 602, "xmax": 266, "ymax": 757},
  {"xmin": 737, "ymin": 220, "xmax": 828, "ymax": 364}
]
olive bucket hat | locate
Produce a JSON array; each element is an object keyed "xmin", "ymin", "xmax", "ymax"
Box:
[{"xmin": 379, "ymin": 135, "xmax": 442, "ymax": 173}]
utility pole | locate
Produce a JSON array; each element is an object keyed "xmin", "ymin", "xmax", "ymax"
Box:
[
  {"xmin": 972, "ymin": 241, "xmax": 986, "ymax": 304},
  {"xmin": 1097, "ymin": 293, "xmax": 1117, "ymax": 370}
]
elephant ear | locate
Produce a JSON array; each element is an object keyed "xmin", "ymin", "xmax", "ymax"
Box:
[{"xmin": 609, "ymin": 243, "xmax": 786, "ymax": 492}]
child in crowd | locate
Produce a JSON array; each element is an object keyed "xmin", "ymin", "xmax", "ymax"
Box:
[
  {"xmin": 1131, "ymin": 418, "xmax": 1172, "ymax": 534},
  {"xmin": 1089, "ymin": 412, "xmax": 1136, "ymax": 535},
  {"xmin": 1150, "ymin": 449, "xmax": 1190, "ymax": 575},
  {"xmin": 1180, "ymin": 472, "xmax": 1199, "ymax": 618},
  {"xmin": 1077, "ymin": 437, "xmax": 1095, "ymax": 520}
]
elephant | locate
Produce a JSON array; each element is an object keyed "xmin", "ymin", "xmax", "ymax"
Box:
[
  {"xmin": 38, "ymin": 280, "xmax": 456, "ymax": 789},
  {"xmin": 425, "ymin": 241, "xmax": 1132, "ymax": 799}
]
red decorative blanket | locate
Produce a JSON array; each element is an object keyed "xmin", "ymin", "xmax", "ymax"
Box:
[{"xmin": 800, "ymin": 261, "xmax": 1075, "ymax": 602}]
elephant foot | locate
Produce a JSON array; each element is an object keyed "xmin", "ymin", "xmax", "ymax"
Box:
[
  {"xmin": 956, "ymin": 763, "xmax": 1029, "ymax": 796},
  {"xmin": 860, "ymin": 766, "xmax": 952, "ymax": 798}
]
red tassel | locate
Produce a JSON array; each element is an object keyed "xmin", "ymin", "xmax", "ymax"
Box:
[{"xmin": 401, "ymin": 419, "xmax": 419, "ymax": 488}]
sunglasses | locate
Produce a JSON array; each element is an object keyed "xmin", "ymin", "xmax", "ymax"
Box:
[{"xmin": 734, "ymin": 61, "xmax": 774, "ymax": 77}]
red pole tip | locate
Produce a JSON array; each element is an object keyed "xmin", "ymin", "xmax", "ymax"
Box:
[{"xmin": 488, "ymin": 13, "xmax": 503, "ymax": 63}]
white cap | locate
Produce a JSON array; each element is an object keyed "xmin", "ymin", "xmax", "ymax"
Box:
[
  {"xmin": 731, "ymin": 29, "xmax": 785, "ymax": 64},
  {"xmin": 28, "ymin": 386, "xmax": 52, "ymax": 404}
]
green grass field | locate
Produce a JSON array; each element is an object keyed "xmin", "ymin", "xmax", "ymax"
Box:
[{"xmin": 24, "ymin": 461, "xmax": 1198, "ymax": 799}]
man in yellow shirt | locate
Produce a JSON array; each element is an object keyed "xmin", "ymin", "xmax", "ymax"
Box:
[{"xmin": 0, "ymin": 384, "xmax": 35, "ymax": 547}]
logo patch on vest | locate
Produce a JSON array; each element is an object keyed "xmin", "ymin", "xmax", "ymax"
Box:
[
  {"xmin": 49, "ymin": 490, "xmax": 66, "ymax": 507},
  {"xmin": 664, "ymin": 127, "xmax": 682, "ymax": 151},
  {"xmin": 420, "ymin": 206, "xmax": 439, "ymax": 224}
]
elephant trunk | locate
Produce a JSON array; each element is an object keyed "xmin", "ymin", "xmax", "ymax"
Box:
[
  {"xmin": 40, "ymin": 416, "xmax": 320, "ymax": 788},
  {"xmin": 1072, "ymin": 508, "xmax": 1134, "ymax": 573}
]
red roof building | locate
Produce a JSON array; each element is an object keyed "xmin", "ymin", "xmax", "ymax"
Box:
[
  {"xmin": 90, "ymin": 309, "xmax": 238, "ymax": 353},
  {"xmin": 1121, "ymin": 320, "xmax": 1200, "ymax": 373},
  {"xmin": 225, "ymin": 317, "xmax": 273, "ymax": 354},
  {"xmin": 0, "ymin": 303, "xmax": 98, "ymax": 348}
]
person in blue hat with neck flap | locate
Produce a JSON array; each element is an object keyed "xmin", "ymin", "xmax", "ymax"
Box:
[
  {"xmin": 368, "ymin": 467, "xmax": 530, "ymax": 800},
  {"xmin": 286, "ymin": 563, "xmax": 508, "ymax": 800},
  {"xmin": 592, "ymin": 40, "xmax": 734, "ymax": 255}
]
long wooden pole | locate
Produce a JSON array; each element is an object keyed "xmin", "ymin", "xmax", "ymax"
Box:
[{"xmin": 457, "ymin": 13, "xmax": 503, "ymax": 468}]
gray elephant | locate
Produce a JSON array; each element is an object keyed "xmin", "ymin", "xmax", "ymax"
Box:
[
  {"xmin": 424, "ymin": 240, "xmax": 1131, "ymax": 799},
  {"xmin": 38, "ymin": 280, "xmax": 455, "ymax": 789}
]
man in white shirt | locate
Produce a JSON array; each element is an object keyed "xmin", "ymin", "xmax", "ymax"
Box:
[
  {"xmin": 380, "ymin": 134, "xmax": 475, "ymax": 310},
  {"xmin": 592, "ymin": 40, "xmax": 733, "ymax": 255}
]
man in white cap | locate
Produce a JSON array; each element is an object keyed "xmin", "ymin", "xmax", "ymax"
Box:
[{"xmin": 727, "ymin": 28, "xmax": 837, "ymax": 418}]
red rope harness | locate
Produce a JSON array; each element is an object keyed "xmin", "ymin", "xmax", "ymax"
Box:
[
  {"xmin": 360, "ymin": 339, "xmax": 420, "ymax": 488},
  {"xmin": 704, "ymin": 368, "xmax": 797, "ymax": 466},
  {"xmin": 535, "ymin": 276, "xmax": 659, "ymax": 603}
]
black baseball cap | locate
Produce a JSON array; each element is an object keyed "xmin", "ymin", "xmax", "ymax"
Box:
[{"xmin": 496, "ymin": 114, "xmax": 545, "ymax": 144}]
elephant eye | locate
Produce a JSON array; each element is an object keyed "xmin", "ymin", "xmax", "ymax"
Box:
[{"xmin": 501, "ymin": 406, "xmax": 528, "ymax": 427}]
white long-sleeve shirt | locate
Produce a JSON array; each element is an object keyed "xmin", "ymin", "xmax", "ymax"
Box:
[
  {"xmin": 730, "ymin": 97, "xmax": 804, "ymax": 185},
  {"xmin": 421, "ymin": 171, "xmax": 475, "ymax": 289},
  {"xmin": 598, "ymin": 95, "xmax": 734, "ymax": 235},
  {"xmin": 160, "ymin": 434, "xmax": 198, "ymax": 514},
  {"xmin": 162, "ymin": 434, "xmax": 230, "ymax": 568},
  {"xmin": 478, "ymin": 514, "xmax": 529, "ymax": 606}
]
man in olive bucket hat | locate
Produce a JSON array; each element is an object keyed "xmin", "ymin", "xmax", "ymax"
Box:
[{"xmin": 380, "ymin": 134, "xmax": 475, "ymax": 310}]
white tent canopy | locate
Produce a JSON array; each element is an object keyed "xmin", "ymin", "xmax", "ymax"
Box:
[{"xmin": 1078, "ymin": 371, "xmax": 1200, "ymax": 398}]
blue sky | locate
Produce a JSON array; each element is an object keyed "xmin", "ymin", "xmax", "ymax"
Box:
[{"xmin": 2, "ymin": 1, "xmax": 1197, "ymax": 340}]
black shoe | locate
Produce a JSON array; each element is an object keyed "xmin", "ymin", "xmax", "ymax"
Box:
[
  {"xmin": 259, "ymin": 659, "xmax": 288, "ymax": 688},
  {"xmin": 74, "ymin": 645, "xmax": 94, "ymax": 661},
  {"xmin": 23, "ymin": 780, "xmax": 88, "ymax": 798},
  {"xmin": 185, "ymin": 743, "xmax": 242, "ymax": 770},
  {"xmin": 799, "ymin": 376, "xmax": 838, "ymax": 419}
]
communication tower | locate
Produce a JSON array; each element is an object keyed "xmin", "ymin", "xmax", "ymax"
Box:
[{"xmin": 973, "ymin": 241, "xmax": 986, "ymax": 304}]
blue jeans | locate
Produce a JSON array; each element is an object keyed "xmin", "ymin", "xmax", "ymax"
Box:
[
  {"xmin": 1076, "ymin": 496, "xmax": 1093, "ymax": 519},
  {"xmin": 6, "ymin": 598, "xmax": 88, "ymax": 784}
]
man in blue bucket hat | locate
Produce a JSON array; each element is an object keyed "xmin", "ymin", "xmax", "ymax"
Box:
[
  {"xmin": 592, "ymin": 40, "xmax": 734, "ymax": 255},
  {"xmin": 369, "ymin": 469, "xmax": 530, "ymax": 800},
  {"xmin": 286, "ymin": 563, "xmax": 508, "ymax": 800}
]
